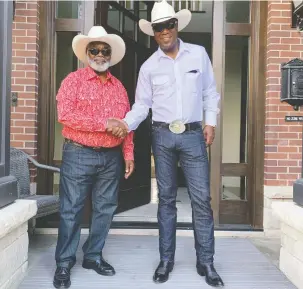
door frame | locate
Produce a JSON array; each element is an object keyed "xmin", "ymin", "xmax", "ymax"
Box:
[
  {"xmin": 37, "ymin": 0, "xmax": 94, "ymax": 196},
  {"xmin": 210, "ymin": 1, "xmax": 267, "ymax": 228},
  {"xmin": 37, "ymin": 0, "xmax": 267, "ymax": 229}
]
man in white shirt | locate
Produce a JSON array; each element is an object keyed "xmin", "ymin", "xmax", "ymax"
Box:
[{"xmin": 108, "ymin": 0, "xmax": 223, "ymax": 287}]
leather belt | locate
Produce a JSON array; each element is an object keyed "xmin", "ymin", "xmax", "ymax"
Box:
[
  {"xmin": 152, "ymin": 121, "xmax": 201, "ymax": 131},
  {"xmin": 64, "ymin": 138, "xmax": 119, "ymax": 152}
]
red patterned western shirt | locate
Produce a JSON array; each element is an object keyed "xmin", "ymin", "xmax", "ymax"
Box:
[{"xmin": 56, "ymin": 66, "xmax": 134, "ymax": 160}]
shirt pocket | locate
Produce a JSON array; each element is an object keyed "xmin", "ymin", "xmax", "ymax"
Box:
[
  {"xmin": 184, "ymin": 68, "xmax": 201, "ymax": 93},
  {"xmin": 151, "ymin": 74, "xmax": 171, "ymax": 99}
]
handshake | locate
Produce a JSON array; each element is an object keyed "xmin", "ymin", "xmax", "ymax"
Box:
[{"xmin": 106, "ymin": 118, "xmax": 129, "ymax": 138}]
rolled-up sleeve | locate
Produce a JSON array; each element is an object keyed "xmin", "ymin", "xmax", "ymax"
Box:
[{"xmin": 201, "ymin": 47, "xmax": 220, "ymax": 127}]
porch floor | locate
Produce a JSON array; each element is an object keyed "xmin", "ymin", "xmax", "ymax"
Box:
[{"xmin": 18, "ymin": 234, "xmax": 296, "ymax": 289}]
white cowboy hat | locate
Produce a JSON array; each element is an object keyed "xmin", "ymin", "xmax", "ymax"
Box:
[
  {"xmin": 139, "ymin": 0, "xmax": 192, "ymax": 36},
  {"xmin": 72, "ymin": 26, "xmax": 125, "ymax": 66}
]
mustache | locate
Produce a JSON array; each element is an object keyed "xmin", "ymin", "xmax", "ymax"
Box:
[{"xmin": 87, "ymin": 56, "xmax": 110, "ymax": 72}]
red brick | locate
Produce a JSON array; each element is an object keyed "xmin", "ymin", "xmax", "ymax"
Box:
[
  {"xmin": 27, "ymin": 17, "xmax": 39, "ymax": 24},
  {"xmin": 270, "ymin": 3, "xmax": 291, "ymax": 11},
  {"xmin": 10, "ymin": 141, "xmax": 25, "ymax": 148},
  {"xmin": 268, "ymin": 31, "xmax": 291, "ymax": 38},
  {"xmin": 278, "ymin": 146, "xmax": 298, "ymax": 153},
  {"xmin": 15, "ymin": 50, "xmax": 37, "ymax": 57},
  {"xmin": 11, "ymin": 85, "xmax": 25, "ymax": 92},
  {"xmin": 278, "ymin": 133, "xmax": 299, "ymax": 139},
  {"xmin": 26, "ymin": 71, "xmax": 38, "ymax": 78},
  {"xmin": 268, "ymin": 10, "xmax": 281, "ymax": 18},
  {"xmin": 15, "ymin": 78, "xmax": 36, "ymax": 85},
  {"xmin": 278, "ymin": 174, "xmax": 299, "ymax": 180},
  {"xmin": 13, "ymin": 16, "xmax": 26, "ymax": 23},
  {"xmin": 25, "ymin": 100, "xmax": 36, "ymax": 106},
  {"xmin": 14, "ymin": 134, "xmax": 36, "ymax": 141},
  {"xmin": 266, "ymin": 166, "xmax": 288, "ymax": 173},
  {"xmin": 27, "ymin": 30, "xmax": 38, "ymax": 37},
  {"xmin": 278, "ymin": 160, "xmax": 298, "ymax": 167},
  {"xmin": 25, "ymin": 114, "xmax": 36, "ymax": 120},
  {"xmin": 15, "ymin": 23, "xmax": 37, "ymax": 30},
  {"xmin": 10, "ymin": 127, "xmax": 24, "ymax": 134},
  {"xmin": 281, "ymin": 10, "xmax": 291, "ymax": 17},
  {"xmin": 264, "ymin": 152, "xmax": 288, "ymax": 159},
  {"xmin": 15, "ymin": 9, "xmax": 38, "ymax": 17},
  {"xmin": 15, "ymin": 64, "xmax": 36, "ymax": 71},
  {"xmin": 280, "ymin": 51, "xmax": 301, "ymax": 58},
  {"xmin": 11, "ymin": 113, "xmax": 25, "ymax": 120},
  {"xmin": 12, "ymin": 57, "xmax": 26, "ymax": 64},
  {"xmin": 265, "ymin": 180, "xmax": 288, "ymax": 186},
  {"xmin": 266, "ymin": 118, "xmax": 279, "ymax": 125},
  {"xmin": 265, "ymin": 125, "xmax": 288, "ymax": 132},
  {"xmin": 14, "ymin": 120, "xmax": 36, "ymax": 127},
  {"xmin": 289, "ymin": 126, "xmax": 303, "ymax": 133},
  {"xmin": 25, "ymin": 86, "xmax": 37, "ymax": 92},
  {"xmin": 265, "ymin": 160, "xmax": 278, "ymax": 166},
  {"xmin": 11, "ymin": 71, "xmax": 25, "ymax": 78},
  {"xmin": 289, "ymin": 153, "xmax": 302, "ymax": 160},
  {"xmin": 267, "ymin": 64, "xmax": 280, "ymax": 71},
  {"xmin": 12, "ymin": 43, "xmax": 26, "ymax": 50},
  {"xmin": 289, "ymin": 140, "xmax": 303, "ymax": 146},
  {"xmin": 26, "ymin": 44, "xmax": 39, "ymax": 51},
  {"xmin": 25, "ymin": 127, "xmax": 37, "ymax": 134},
  {"xmin": 12, "ymin": 29, "xmax": 26, "ymax": 37},
  {"xmin": 25, "ymin": 142, "xmax": 37, "ymax": 148},
  {"xmin": 15, "ymin": 106, "xmax": 36, "ymax": 113},
  {"xmin": 15, "ymin": 36, "xmax": 37, "ymax": 44},
  {"xmin": 289, "ymin": 167, "xmax": 302, "ymax": 174}
]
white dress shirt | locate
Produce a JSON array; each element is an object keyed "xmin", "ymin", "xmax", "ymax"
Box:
[{"xmin": 124, "ymin": 39, "xmax": 220, "ymax": 131}]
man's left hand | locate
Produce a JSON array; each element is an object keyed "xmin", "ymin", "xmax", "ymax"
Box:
[
  {"xmin": 203, "ymin": 125, "xmax": 215, "ymax": 146},
  {"xmin": 124, "ymin": 160, "xmax": 135, "ymax": 179}
]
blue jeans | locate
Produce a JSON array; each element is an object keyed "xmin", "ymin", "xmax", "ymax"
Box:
[
  {"xmin": 55, "ymin": 142, "xmax": 122, "ymax": 267},
  {"xmin": 152, "ymin": 125, "xmax": 215, "ymax": 264}
]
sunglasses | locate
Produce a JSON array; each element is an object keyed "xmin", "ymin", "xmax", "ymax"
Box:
[
  {"xmin": 152, "ymin": 19, "xmax": 178, "ymax": 33},
  {"xmin": 88, "ymin": 48, "xmax": 111, "ymax": 57}
]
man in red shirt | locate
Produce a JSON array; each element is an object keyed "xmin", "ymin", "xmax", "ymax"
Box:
[{"xmin": 53, "ymin": 26, "xmax": 134, "ymax": 289}]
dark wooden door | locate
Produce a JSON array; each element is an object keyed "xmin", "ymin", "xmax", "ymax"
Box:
[{"xmin": 96, "ymin": 1, "xmax": 154, "ymax": 213}]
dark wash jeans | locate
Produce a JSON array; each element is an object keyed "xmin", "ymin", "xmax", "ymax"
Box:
[
  {"xmin": 55, "ymin": 142, "xmax": 122, "ymax": 268},
  {"xmin": 151, "ymin": 125, "xmax": 215, "ymax": 264}
]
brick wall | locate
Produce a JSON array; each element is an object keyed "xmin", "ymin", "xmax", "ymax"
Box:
[
  {"xmin": 10, "ymin": 0, "xmax": 39, "ymax": 160},
  {"xmin": 265, "ymin": 0, "xmax": 303, "ymax": 187},
  {"xmin": 7, "ymin": 0, "xmax": 303, "ymax": 189}
]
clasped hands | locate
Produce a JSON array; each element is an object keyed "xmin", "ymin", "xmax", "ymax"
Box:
[{"xmin": 106, "ymin": 118, "xmax": 129, "ymax": 138}]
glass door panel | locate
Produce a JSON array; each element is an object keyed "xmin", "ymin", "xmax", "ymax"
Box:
[
  {"xmin": 218, "ymin": 1, "xmax": 252, "ymax": 225},
  {"xmin": 53, "ymin": 31, "xmax": 78, "ymax": 194}
]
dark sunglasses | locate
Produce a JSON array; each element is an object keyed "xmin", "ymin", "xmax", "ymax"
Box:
[
  {"xmin": 152, "ymin": 19, "xmax": 177, "ymax": 33},
  {"xmin": 88, "ymin": 48, "xmax": 111, "ymax": 57}
]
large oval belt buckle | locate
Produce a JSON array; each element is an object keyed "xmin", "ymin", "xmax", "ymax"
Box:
[{"xmin": 169, "ymin": 120, "xmax": 186, "ymax": 134}]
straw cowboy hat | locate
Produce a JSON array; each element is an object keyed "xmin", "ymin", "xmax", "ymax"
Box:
[
  {"xmin": 72, "ymin": 26, "xmax": 125, "ymax": 66},
  {"xmin": 139, "ymin": 0, "xmax": 192, "ymax": 36}
]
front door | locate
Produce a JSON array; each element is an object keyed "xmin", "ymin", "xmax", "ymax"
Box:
[
  {"xmin": 37, "ymin": 0, "xmax": 265, "ymax": 229},
  {"xmin": 210, "ymin": 0, "xmax": 266, "ymax": 228},
  {"xmin": 37, "ymin": 0, "xmax": 154, "ymax": 227},
  {"xmin": 95, "ymin": 1, "xmax": 154, "ymax": 213}
]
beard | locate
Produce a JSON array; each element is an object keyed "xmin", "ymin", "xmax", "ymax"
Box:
[{"xmin": 87, "ymin": 56, "xmax": 110, "ymax": 72}]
